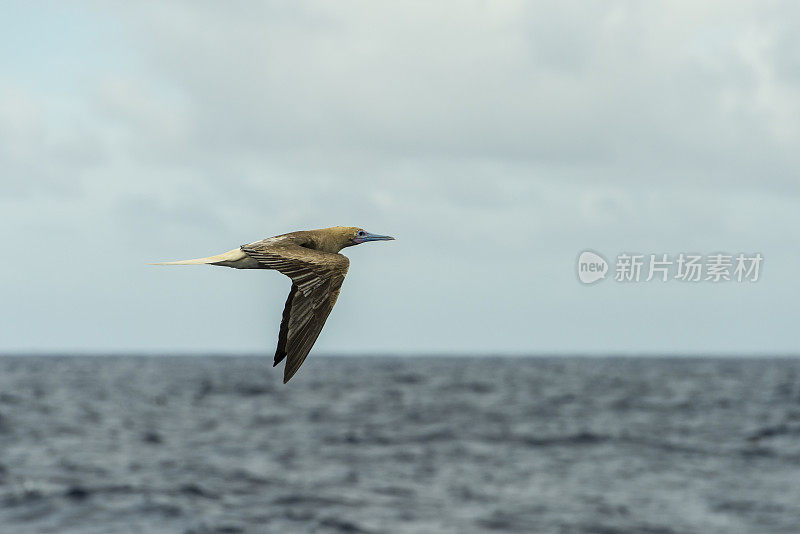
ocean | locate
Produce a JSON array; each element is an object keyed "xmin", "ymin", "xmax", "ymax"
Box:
[{"xmin": 0, "ymin": 356, "xmax": 798, "ymax": 533}]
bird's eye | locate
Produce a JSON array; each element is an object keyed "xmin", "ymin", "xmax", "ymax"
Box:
[{"xmin": 357, "ymin": 230, "xmax": 366, "ymax": 237}]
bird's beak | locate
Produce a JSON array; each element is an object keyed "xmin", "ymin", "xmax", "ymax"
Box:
[{"xmin": 359, "ymin": 232, "xmax": 395, "ymax": 242}]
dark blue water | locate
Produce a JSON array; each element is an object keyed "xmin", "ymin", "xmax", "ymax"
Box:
[{"xmin": 0, "ymin": 356, "xmax": 798, "ymax": 533}]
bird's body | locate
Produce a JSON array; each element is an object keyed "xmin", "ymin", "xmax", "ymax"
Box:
[{"xmin": 153, "ymin": 226, "xmax": 394, "ymax": 383}]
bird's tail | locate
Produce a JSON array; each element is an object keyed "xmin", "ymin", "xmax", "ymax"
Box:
[{"xmin": 151, "ymin": 248, "xmax": 256, "ymax": 268}]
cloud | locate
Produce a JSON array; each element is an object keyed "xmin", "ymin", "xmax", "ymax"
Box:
[
  {"xmin": 94, "ymin": 2, "xmax": 799, "ymax": 181},
  {"xmin": 1, "ymin": 2, "xmax": 799, "ymax": 354}
]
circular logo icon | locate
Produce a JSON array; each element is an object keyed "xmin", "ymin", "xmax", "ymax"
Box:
[{"xmin": 577, "ymin": 251, "xmax": 608, "ymax": 284}]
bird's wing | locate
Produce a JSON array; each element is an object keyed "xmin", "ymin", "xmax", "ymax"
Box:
[{"xmin": 240, "ymin": 242, "xmax": 349, "ymax": 383}]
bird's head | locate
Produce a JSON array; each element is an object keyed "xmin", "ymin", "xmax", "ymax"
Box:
[{"xmin": 338, "ymin": 227, "xmax": 395, "ymax": 249}]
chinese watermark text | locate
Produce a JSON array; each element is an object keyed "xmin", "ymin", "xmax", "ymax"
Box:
[{"xmin": 578, "ymin": 251, "xmax": 762, "ymax": 284}]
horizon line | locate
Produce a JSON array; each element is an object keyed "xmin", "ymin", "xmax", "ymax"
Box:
[{"xmin": 1, "ymin": 351, "xmax": 799, "ymax": 359}]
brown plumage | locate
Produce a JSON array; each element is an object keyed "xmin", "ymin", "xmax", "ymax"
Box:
[{"xmin": 153, "ymin": 226, "xmax": 394, "ymax": 383}]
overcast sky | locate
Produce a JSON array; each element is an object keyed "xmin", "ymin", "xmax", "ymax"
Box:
[{"xmin": 2, "ymin": 2, "xmax": 799, "ymax": 355}]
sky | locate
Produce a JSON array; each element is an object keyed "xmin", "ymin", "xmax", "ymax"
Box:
[{"xmin": 2, "ymin": 1, "xmax": 799, "ymax": 355}]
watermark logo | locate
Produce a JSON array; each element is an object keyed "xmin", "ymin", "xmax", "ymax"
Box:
[
  {"xmin": 577, "ymin": 251, "xmax": 763, "ymax": 284},
  {"xmin": 577, "ymin": 250, "xmax": 609, "ymax": 284}
]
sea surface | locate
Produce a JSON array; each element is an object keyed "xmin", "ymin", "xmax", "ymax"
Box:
[{"xmin": 0, "ymin": 356, "xmax": 798, "ymax": 534}]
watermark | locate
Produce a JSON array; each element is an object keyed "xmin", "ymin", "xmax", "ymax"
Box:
[
  {"xmin": 577, "ymin": 251, "xmax": 609, "ymax": 284},
  {"xmin": 577, "ymin": 251, "xmax": 762, "ymax": 284}
]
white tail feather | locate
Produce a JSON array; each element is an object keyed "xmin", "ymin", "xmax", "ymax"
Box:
[{"xmin": 151, "ymin": 248, "xmax": 260, "ymax": 269}]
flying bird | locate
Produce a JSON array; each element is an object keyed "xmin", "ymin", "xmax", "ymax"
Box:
[{"xmin": 154, "ymin": 226, "xmax": 394, "ymax": 383}]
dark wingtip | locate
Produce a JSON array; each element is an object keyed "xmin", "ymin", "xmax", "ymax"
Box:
[
  {"xmin": 283, "ymin": 367, "xmax": 295, "ymax": 383},
  {"xmin": 283, "ymin": 365, "xmax": 299, "ymax": 384}
]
